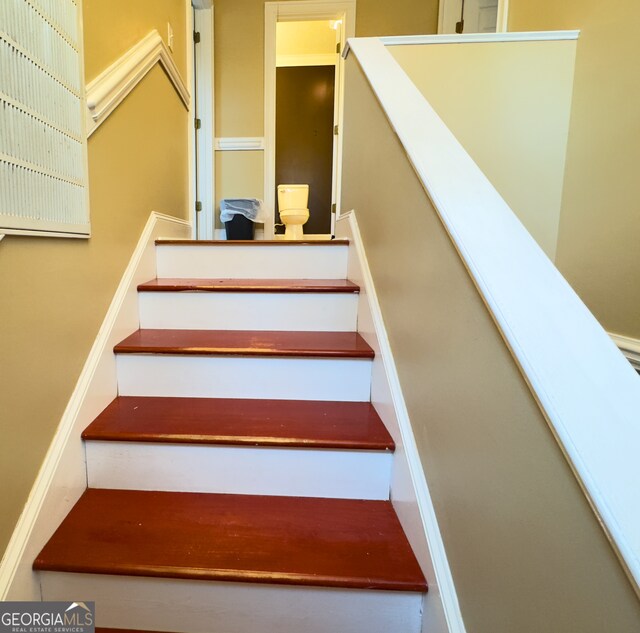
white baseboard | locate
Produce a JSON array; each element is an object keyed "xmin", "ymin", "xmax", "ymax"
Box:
[
  {"xmin": 336, "ymin": 212, "xmax": 465, "ymax": 633},
  {"xmin": 0, "ymin": 212, "xmax": 191, "ymax": 600},
  {"xmin": 610, "ymin": 333, "xmax": 640, "ymax": 370}
]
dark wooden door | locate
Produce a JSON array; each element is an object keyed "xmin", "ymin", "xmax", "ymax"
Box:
[{"xmin": 276, "ymin": 65, "xmax": 335, "ymax": 235}]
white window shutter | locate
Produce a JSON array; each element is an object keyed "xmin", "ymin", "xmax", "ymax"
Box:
[{"xmin": 0, "ymin": 0, "xmax": 89, "ymax": 237}]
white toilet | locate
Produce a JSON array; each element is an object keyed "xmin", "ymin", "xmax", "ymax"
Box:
[{"xmin": 277, "ymin": 184, "xmax": 309, "ymax": 240}]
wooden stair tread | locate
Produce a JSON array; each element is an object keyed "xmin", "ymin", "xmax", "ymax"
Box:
[
  {"xmin": 155, "ymin": 239, "xmax": 349, "ymax": 246},
  {"xmin": 82, "ymin": 397, "xmax": 394, "ymax": 450},
  {"xmin": 138, "ymin": 278, "xmax": 360, "ymax": 293},
  {"xmin": 114, "ymin": 329, "xmax": 375, "ymax": 358},
  {"xmin": 34, "ymin": 489, "xmax": 427, "ymax": 592}
]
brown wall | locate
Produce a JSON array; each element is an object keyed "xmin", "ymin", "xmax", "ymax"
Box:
[
  {"xmin": 341, "ymin": 56, "xmax": 640, "ymax": 632},
  {"xmin": 509, "ymin": 0, "xmax": 640, "ymax": 340},
  {"xmin": 213, "ymin": 0, "xmax": 439, "ymax": 226},
  {"xmin": 0, "ymin": 0, "xmax": 189, "ymax": 558}
]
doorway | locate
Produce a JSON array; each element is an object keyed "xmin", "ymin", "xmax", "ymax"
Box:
[
  {"xmin": 275, "ymin": 21, "xmax": 337, "ymax": 236},
  {"xmin": 438, "ymin": 0, "xmax": 509, "ymax": 34},
  {"xmin": 264, "ymin": 1, "xmax": 356, "ymax": 240}
]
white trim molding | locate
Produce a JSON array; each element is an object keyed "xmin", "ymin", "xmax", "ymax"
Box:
[
  {"xmin": 85, "ymin": 30, "xmax": 190, "ymax": 137},
  {"xmin": 337, "ymin": 211, "xmax": 466, "ymax": 633},
  {"xmin": 610, "ymin": 333, "xmax": 640, "ymax": 370},
  {"xmin": 380, "ymin": 30, "xmax": 580, "ymax": 46},
  {"xmin": 194, "ymin": 7, "xmax": 215, "ymax": 240},
  {"xmin": 276, "ymin": 53, "xmax": 338, "ymax": 67},
  {"xmin": 0, "ymin": 212, "xmax": 191, "ymax": 601},
  {"xmin": 343, "ymin": 30, "xmax": 580, "ymax": 60},
  {"xmin": 496, "ymin": 0, "xmax": 509, "ymax": 33},
  {"xmin": 347, "ymin": 37, "xmax": 640, "ymax": 596},
  {"xmin": 214, "ymin": 137, "xmax": 265, "ymax": 151}
]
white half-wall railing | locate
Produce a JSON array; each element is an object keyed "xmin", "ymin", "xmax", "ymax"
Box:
[{"xmin": 346, "ymin": 36, "xmax": 640, "ymax": 594}]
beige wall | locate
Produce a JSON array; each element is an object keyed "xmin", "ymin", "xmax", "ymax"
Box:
[
  {"xmin": 215, "ymin": 151, "xmax": 264, "ymax": 217},
  {"xmin": 213, "ymin": 0, "xmax": 439, "ymax": 229},
  {"xmin": 391, "ymin": 41, "xmax": 576, "ymax": 260},
  {"xmin": 509, "ymin": 1, "xmax": 640, "ymax": 339},
  {"xmin": 0, "ymin": 1, "xmax": 189, "ymax": 557},
  {"xmin": 341, "ymin": 56, "xmax": 640, "ymax": 633},
  {"xmin": 83, "ymin": 0, "xmax": 187, "ymax": 81}
]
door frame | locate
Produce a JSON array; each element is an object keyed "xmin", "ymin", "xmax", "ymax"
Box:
[
  {"xmin": 192, "ymin": 0, "xmax": 215, "ymax": 239},
  {"xmin": 438, "ymin": 0, "xmax": 509, "ymax": 34},
  {"xmin": 264, "ymin": 0, "xmax": 356, "ymax": 240}
]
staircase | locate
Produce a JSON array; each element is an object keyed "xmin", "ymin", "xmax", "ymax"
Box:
[{"xmin": 33, "ymin": 239, "xmax": 427, "ymax": 633}]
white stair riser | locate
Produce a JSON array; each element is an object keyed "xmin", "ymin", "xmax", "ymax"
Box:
[
  {"xmin": 40, "ymin": 573, "xmax": 424, "ymax": 633},
  {"xmin": 156, "ymin": 244, "xmax": 349, "ymax": 279},
  {"xmin": 85, "ymin": 442, "xmax": 392, "ymax": 500},
  {"xmin": 138, "ymin": 292, "xmax": 359, "ymax": 331},
  {"xmin": 116, "ymin": 355, "xmax": 372, "ymax": 401}
]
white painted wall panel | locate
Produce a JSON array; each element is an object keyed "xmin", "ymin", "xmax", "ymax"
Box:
[
  {"xmin": 116, "ymin": 355, "xmax": 372, "ymax": 402},
  {"xmin": 155, "ymin": 244, "xmax": 349, "ymax": 279},
  {"xmin": 86, "ymin": 442, "xmax": 392, "ymax": 500},
  {"xmin": 40, "ymin": 572, "xmax": 424, "ymax": 633}
]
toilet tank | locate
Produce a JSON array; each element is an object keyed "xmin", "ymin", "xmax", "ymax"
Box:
[{"xmin": 277, "ymin": 184, "xmax": 309, "ymax": 210}]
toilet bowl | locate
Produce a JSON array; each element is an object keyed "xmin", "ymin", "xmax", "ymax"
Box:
[{"xmin": 277, "ymin": 184, "xmax": 309, "ymax": 240}]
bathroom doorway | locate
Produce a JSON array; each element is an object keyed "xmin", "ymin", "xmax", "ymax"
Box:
[
  {"xmin": 264, "ymin": 1, "xmax": 356, "ymax": 239},
  {"xmin": 275, "ymin": 21, "xmax": 337, "ymax": 236}
]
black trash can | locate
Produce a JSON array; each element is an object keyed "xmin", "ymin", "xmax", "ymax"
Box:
[
  {"xmin": 225, "ymin": 213, "xmax": 254, "ymax": 240},
  {"xmin": 221, "ymin": 198, "xmax": 260, "ymax": 240}
]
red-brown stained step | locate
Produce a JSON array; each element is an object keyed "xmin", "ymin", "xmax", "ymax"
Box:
[
  {"xmin": 82, "ymin": 397, "xmax": 394, "ymax": 451},
  {"xmin": 114, "ymin": 329, "xmax": 375, "ymax": 359},
  {"xmin": 34, "ymin": 489, "xmax": 427, "ymax": 593},
  {"xmin": 137, "ymin": 278, "xmax": 360, "ymax": 293}
]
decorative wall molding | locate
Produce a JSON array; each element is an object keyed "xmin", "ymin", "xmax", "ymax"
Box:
[
  {"xmin": 610, "ymin": 333, "xmax": 640, "ymax": 370},
  {"xmin": 348, "ymin": 37, "xmax": 640, "ymax": 596},
  {"xmin": 0, "ymin": 212, "xmax": 191, "ymax": 600},
  {"xmin": 214, "ymin": 137, "xmax": 265, "ymax": 151},
  {"xmin": 85, "ymin": 30, "xmax": 190, "ymax": 137}
]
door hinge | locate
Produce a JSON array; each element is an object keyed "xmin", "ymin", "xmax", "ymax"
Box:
[
  {"xmin": 195, "ymin": 201, "xmax": 203, "ymax": 212},
  {"xmin": 194, "ymin": 118, "xmax": 202, "ymax": 130},
  {"xmin": 334, "ymin": 125, "xmax": 339, "ymax": 135},
  {"xmin": 193, "ymin": 31, "xmax": 201, "ymax": 44},
  {"xmin": 331, "ymin": 203, "xmax": 337, "ymax": 214}
]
